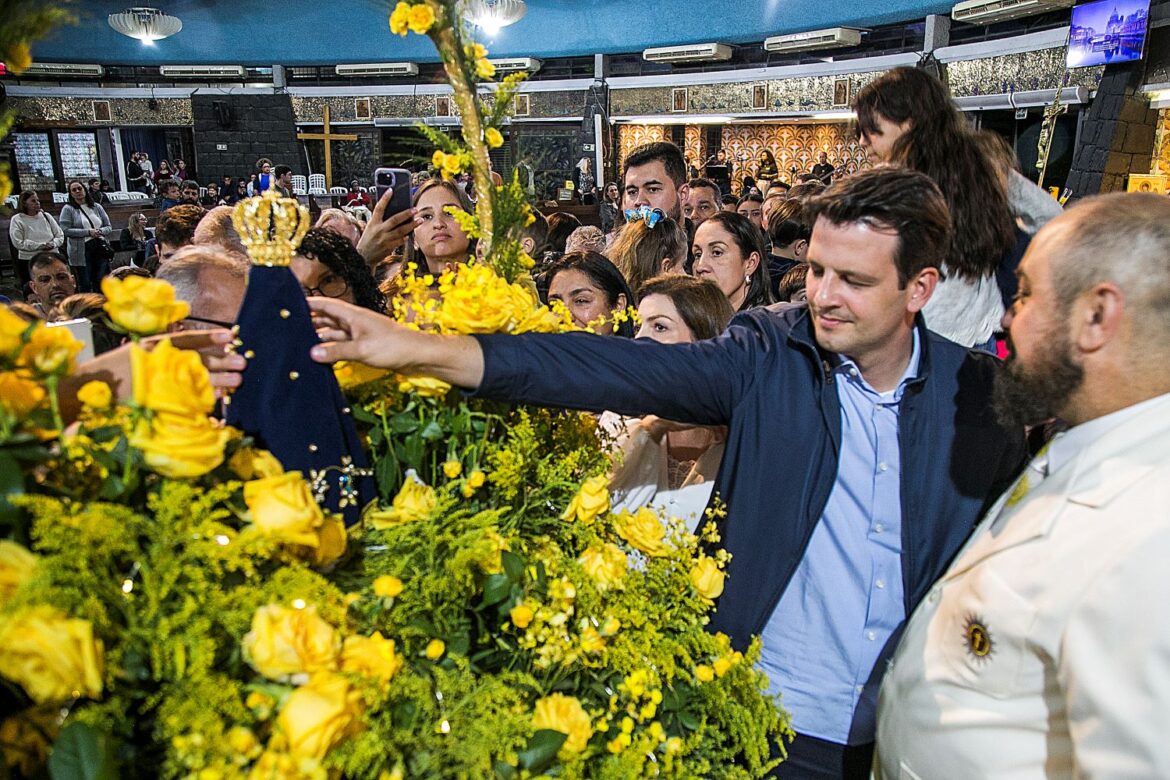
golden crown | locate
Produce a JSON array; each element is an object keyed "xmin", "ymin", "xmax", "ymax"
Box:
[{"xmin": 231, "ymin": 189, "xmax": 311, "ymax": 267}]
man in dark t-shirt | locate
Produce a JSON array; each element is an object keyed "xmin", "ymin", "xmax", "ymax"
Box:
[{"xmin": 811, "ymin": 152, "xmax": 835, "ymax": 185}]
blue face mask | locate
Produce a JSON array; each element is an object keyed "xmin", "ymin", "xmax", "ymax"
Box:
[{"xmin": 623, "ymin": 206, "xmax": 666, "ymax": 228}]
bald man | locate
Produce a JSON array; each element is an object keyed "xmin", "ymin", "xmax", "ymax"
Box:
[{"xmin": 876, "ymin": 193, "xmax": 1170, "ymax": 778}]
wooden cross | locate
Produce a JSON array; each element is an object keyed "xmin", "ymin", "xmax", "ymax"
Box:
[{"xmin": 296, "ymin": 106, "xmax": 358, "ymax": 189}]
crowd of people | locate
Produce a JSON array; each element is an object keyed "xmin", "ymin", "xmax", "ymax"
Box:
[{"xmin": 5, "ymin": 64, "xmax": 1170, "ymax": 779}]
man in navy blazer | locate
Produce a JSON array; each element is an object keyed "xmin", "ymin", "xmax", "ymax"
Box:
[{"xmin": 307, "ymin": 167, "xmax": 1026, "ymax": 779}]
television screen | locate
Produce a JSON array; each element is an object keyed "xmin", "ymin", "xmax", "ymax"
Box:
[{"xmin": 1067, "ymin": 0, "xmax": 1150, "ymax": 68}]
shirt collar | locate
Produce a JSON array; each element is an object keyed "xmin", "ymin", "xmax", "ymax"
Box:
[
  {"xmin": 833, "ymin": 328, "xmax": 921, "ymax": 403},
  {"xmin": 1046, "ymin": 392, "xmax": 1170, "ymax": 476}
]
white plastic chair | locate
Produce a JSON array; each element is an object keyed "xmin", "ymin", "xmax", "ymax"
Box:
[
  {"xmin": 291, "ymin": 174, "xmax": 308, "ymax": 195},
  {"xmin": 329, "ymin": 186, "xmax": 347, "ymax": 196},
  {"xmin": 307, "ymin": 173, "xmax": 327, "ymax": 196},
  {"xmin": 199, "ymin": 186, "xmax": 208, "ymax": 197},
  {"xmin": 110, "ymin": 192, "xmax": 131, "ymax": 201},
  {"xmin": 52, "ymin": 192, "xmax": 67, "ymax": 203}
]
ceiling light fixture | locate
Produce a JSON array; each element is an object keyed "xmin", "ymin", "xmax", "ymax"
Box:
[
  {"xmin": 108, "ymin": 7, "xmax": 183, "ymax": 45},
  {"xmin": 460, "ymin": 0, "xmax": 527, "ymax": 36}
]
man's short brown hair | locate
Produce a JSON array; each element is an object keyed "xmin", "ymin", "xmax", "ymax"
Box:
[{"xmin": 155, "ymin": 204, "xmax": 207, "ymax": 248}]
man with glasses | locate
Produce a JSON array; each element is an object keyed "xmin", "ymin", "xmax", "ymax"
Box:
[
  {"xmin": 27, "ymin": 252, "xmax": 77, "ymax": 318},
  {"xmin": 156, "ymin": 247, "xmax": 247, "ymax": 332}
]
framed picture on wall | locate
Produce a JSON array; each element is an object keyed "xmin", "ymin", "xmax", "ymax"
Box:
[
  {"xmin": 92, "ymin": 100, "xmax": 112, "ymax": 122},
  {"xmin": 832, "ymin": 78, "xmax": 851, "ymax": 108},
  {"xmin": 752, "ymin": 85, "xmax": 767, "ymax": 110},
  {"xmin": 436, "ymin": 96, "xmax": 451, "ymax": 117},
  {"xmin": 354, "ymin": 98, "xmax": 372, "ymax": 120},
  {"xmin": 514, "ymin": 93, "xmax": 530, "ymax": 117},
  {"xmin": 672, "ymin": 88, "xmax": 688, "ymax": 113},
  {"xmin": 1127, "ymin": 174, "xmax": 1168, "ymax": 194}
]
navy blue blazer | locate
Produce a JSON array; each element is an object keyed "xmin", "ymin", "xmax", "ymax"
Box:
[{"xmin": 473, "ymin": 305, "xmax": 1026, "ymax": 648}]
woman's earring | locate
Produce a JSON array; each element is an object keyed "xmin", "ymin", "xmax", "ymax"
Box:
[{"xmin": 745, "ymin": 275, "xmax": 752, "ymax": 285}]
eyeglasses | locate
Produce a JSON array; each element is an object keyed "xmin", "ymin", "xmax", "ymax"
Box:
[
  {"xmin": 179, "ymin": 315, "xmax": 235, "ymax": 331},
  {"xmin": 303, "ymin": 276, "xmax": 348, "ymax": 299}
]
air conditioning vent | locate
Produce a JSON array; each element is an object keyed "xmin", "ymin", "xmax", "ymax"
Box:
[
  {"xmin": 22, "ymin": 62, "xmax": 104, "ymax": 78},
  {"xmin": 951, "ymin": 0, "xmax": 1075, "ymax": 25},
  {"xmin": 159, "ymin": 65, "xmax": 246, "ymax": 78},
  {"xmin": 488, "ymin": 57, "xmax": 542, "ymax": 73},
  {"xmin": 335, "ymin": 62, "xmax": 419, "ymax": 77},
  {"xmin": 763, "ymin": 27, "xmax": 863, "ymax": 54},
  {"xmin": 642, "ymin": 43, "xmax": 733, "ymax": 63}
]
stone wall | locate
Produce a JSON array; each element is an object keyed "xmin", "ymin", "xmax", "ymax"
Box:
[
  {"xmin": 191, "ymin": 94, "xmax": 303, "ymax": 182},
  {"xmin": 1066, "ymin": 62, "xmax": 1160, "ymax": 197}
]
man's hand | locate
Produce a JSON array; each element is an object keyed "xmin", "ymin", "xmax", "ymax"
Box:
[
  {"xmin": 355, "ymin": 187, "xmax": 421, "ymax": 268},
  {"xmin": 308, "ymin": 297, "xmax": 485, "ymax": 389}
]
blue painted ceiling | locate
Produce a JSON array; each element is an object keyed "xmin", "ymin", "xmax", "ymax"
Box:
[{"xmin": 35, "ymin": 0, "xmax": 955, "ymax": 66}]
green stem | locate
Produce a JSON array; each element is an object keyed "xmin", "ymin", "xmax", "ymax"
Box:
[{"xmin": 46, "ymin": 375, "xmax": 64, "ymax": 434}]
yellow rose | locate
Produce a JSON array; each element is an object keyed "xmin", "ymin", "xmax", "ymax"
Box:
[
  {"xmin": 476, "ymin": 57, "xmax": 496, "ymax": 80},
  {"xmin": 333, "ymin": 360, "xmax": 390, "ymax": 389},
  {"xmin": 510, "ymin": 602, "xmax": 534, "ymax": 629},
  {"xmin": 228, "ymin": 446, "xmax": 285, "ymax": 481},
  {"xmin": 278, "ymin": 672, "xmax": 362, "ymax": 760},
  {"xmin": 0, "ymin": 606, "xmax": 103, "ymax": 703},
  {"xmin": 312, "ymin": 515, "xmax": 347, "ymax": 568},
  {"xmin": 694, "ymin": 664, "xmax": 714, "ymax": 683},
  {"xmin": 561, "ymin": 475, "xmax": 610, "ymax": 524},
  {"xmin": 373, "ymin": 575, "xmax": 403, "ymax": 598},
  {"xmin": 0, "ymin": 540, "xmax": 37, "ymax": 606},
  {"xmin": 689, "ymin": 555, "xmax": 725, "ymax": 600},
  {"xmin": 227, "ymin": 725, "xmax": 262, "ymax": 760},
  {"xmin": 467, "ymin": 470, "xmax": 486, "ymax": 489},
  {"xmin": 442, "ymin": 460, "xmax": 462, "ymax": 479},
  {"xmin": 614, "ymin": 507, "xmax": 669, "ymax": 557},
  {"xmin": 435, "ymin": 265, "xmax": 522, "ymax": 334},
  {"xmin": 425, "ymin": 638, "xmax": 445, "ymax": 660},
  {"xmin": 469, "ymin": 43, "xmax": 488, "ymax": 59},
  {"xmin": 713, "ymin": 656, "xmax": 732, "ymax": 678},
  {"xmin": 485, "ymin": 128, "xmax": 504, "ymax": 149},
  {"xmin": 600, "ymin": 616, "xmax": 620, "ymax": 636},
  {"xmin": 16, "ymin": 324, "xmax": 82, "ymax": 377},
  {"xmin": 341, "ymin": 632, "xmax": 404, "ymax": 686},
  {"xmin": 4, "ymin": 43, "xmax": 32, "ymax": 75},
  {"xmin": 242, "ymin": 604, "xmax": 340, "ymax": 681},
  {"xmin": 577, "ymin": 543, "xmax": 627, "ymax": 590},
  {"xmin": 406, "ymin": 3, "xmax": 435, "ymax": 34},
  {"xmin": 131, "ymin": 338, "xmax": 215, "ymax": 416},
  {"xmin": 244, "ymin": 471, "xmax": 325, "ymax": 548},
  {"xmin": 76, "ymin": 380, "xmax": 112, "ymax": 409},
  {"xmin": 0, "ymin": 372, "xmax": 46, "ymax": 420},
  {"xmin": 0, "ymin": 306, "xmax": 32, "ymax": 360},
  {"xmin": 389, "ymin": 1, "xmax": 410, "ymax": 35},
  {"xmin": 101, "ymin": 275, "xmax": 189, "ymax": 336},
  {"xmin": 368, "ymin": 471, "xmax": 437, "ymax": 529},
  {"xmin": 532, "ymin": 693, "xmax": 593, "ymax": 758},
  {"xmin": 431, "ymin": 149, "xmax": 447, "ymax": 170},
  {"xmin": 130, "ymin": 412, "xmax": 228, "ymax": 479},
  {"xmin": 396, "ymin": 373, "xmax": 451, "ymax": 398}
]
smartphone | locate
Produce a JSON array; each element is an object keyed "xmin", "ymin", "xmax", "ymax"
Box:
[
  {"xmin": 374, "ymin": 168, "xmax": 412, "ymax": 221},
  {"xmin": 47, "ymin": 318, "xmax": 95, "ymax": 365}
]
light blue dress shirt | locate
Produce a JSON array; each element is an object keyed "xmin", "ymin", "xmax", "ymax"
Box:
[{"xmin": 758, "ymin": 330, "xmax": 920, "ymax": 745}]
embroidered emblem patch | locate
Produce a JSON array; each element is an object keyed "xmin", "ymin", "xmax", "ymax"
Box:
[{"xmin": 963, "ymin": 614, "xmax": 994, "ymax": 661}]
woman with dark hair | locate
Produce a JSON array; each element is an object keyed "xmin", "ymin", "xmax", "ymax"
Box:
[
  {"xmin": 59, "ymin": 180, "xmax": 113, "ymax": 292},
  {"xmin": 541, "ymin": 251, "xmax": 636, "ymax": 337},
  {"xmin": 609, "ymin": 274, "xmax": 735, "ymax": 529},
  {"xmin": 599, "ymin": 182, "xmax": 623, "ymax": 236},
  {"xmin": 756, "ymin": 150, "xmax": 779, "ymax": 189},
  {"xmin": 692, "ymin": 211, "xmax": 773, "ymax": 312},
  {"xmin": 9, "ymin": 190, "xmax": 64, "ymax": 290},
  {"xmin": 293, "ymin": 228, "xmax": 386, "ymax": 313},
  {"xmin": 853, "ymin": 66, "xmax": 1020, "ymax": 348}
]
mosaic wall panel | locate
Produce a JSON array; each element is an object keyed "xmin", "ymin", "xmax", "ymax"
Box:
[
  {"xmin": 8, "ymin": 96, "xmax": 192, "ymax": 126},
  {"xmin": 291, "ymin": 90, "xmax": 582, "ymax": 124},
  {"xmin": 946, "ymin": 48, "xmax": 1103, "ymax": 97},
  {"xmin": 721, "ymin": 124, "xmax": 867, "ymax": 192},
  {"xmin": 303, "ymin": 129, "xmax": 381, "ymax": 188},
  {"xmin": 616, "ymin": 124, "xmax": 667, "ymax": 166},
  {"xmin": 514, "ymin": 126, "xmax": 578, "ymax": 201},
  {"xmin": 1154, "ymin": 109, "xmax": 1170, "ymax": 177},
  {"xmin": 611, "ymin": 73, "xmax": 879, "ymax": 116},
  {"xmin": 684, "ymin": 125, "xmax": 705, "ymax": 175},
  {"xmin": 617, "ymin": 123, "xmax": 867, "ymax": 194}
]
